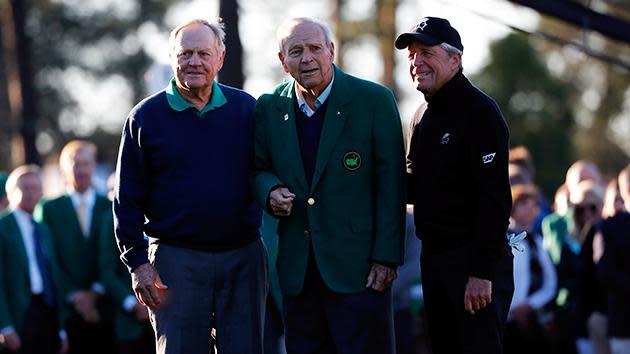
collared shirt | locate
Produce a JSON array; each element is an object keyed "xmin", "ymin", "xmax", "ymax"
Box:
[
  {"xmin": 12, "ymin": 208, "xmax": 44, "ymax": 295},
  {"xmin": 295, "ymin": 67, "xmax": 334, "ymax": 117},
  {"xmin": 69, "ymin": 188, "xmax": 96, "ymax": 237},
  {"xmin": 166, "ymin": 78, "xmax": 227, "ymax": 116}
]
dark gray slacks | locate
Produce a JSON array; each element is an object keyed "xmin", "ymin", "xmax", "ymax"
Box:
[{"xmin": 148, "ymin": 239, "xmax": 268, "ymax": 354}]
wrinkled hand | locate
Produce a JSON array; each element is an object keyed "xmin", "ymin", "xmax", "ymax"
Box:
[
  {"xmin": 131, "ymin": 263, "xmax": 168, "ymax": 309},
  {"xmin": 269, "ymin": 187, "xmax": 295, "ymax": 217},
  {"xmin": 58, "ymin": 337, "xmax": 69, "ymax": 354},
  {"xmin": 0, "ymin": 329, "xmax": 21, "ymax": 352},
  {"xmin": 132, "ymin": 303, "xmax": 150, "ymax": 321},
  {"xmin": 464, "ymin": 276, "xmax": 492, "ymax": 315},
  {"xmin": 73, "ymin": 290, "xmax": 100, "ymax": 323},
  {"xmin": 366, "ymin": 263, "xmax": 397, "ymax": 292}
]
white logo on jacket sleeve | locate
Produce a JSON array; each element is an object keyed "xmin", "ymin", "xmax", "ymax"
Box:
[
  {"xmin": 482, "ymin": 153, "xmax": 496, "ymax": 164},
  {"xmin": 440, "ymin": 133, "xmax": 450, "ymax": 145}
]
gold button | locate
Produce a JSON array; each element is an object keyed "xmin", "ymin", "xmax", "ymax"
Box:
[
  {"xmin": 307, "ymin": 198, "xmax": 315, "ymax": 205},
  {"xmin": 304, "ymin": 230, "xmax": 310, "ymax": 237}
]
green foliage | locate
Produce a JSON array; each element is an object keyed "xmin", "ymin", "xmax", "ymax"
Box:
[{"xmin": 472, "ymin": 33, "xmax": 576, "ymax": 197}]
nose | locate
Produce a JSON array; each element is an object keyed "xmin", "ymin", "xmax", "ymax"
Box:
[
  {"xmin": 300, "ymin": 48, "xmax": 314, "ymax": 63},
  {"xmin": 410, "ymin": 52, "xmax": 423, "ymax": 66},
  {"xmin": 189, "ymin": 51, "xmax": 202, "ymax": 65}
]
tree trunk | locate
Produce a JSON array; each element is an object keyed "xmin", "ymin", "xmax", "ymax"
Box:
[
  {"xmin": 219, "ymin": 0, "xmax": 244, "ymax": 88},
  {"xmin": 0, "ymin": 0, "xmax": 39, "ymax": 166},
  {"xmin": 377, "ymin": 0, "xmax": 397, "ymax": 97}
]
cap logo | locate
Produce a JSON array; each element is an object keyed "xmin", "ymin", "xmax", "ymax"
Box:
[{"xmin": 418, "ymin": 18, "xmax": 429, "ymax": 31}]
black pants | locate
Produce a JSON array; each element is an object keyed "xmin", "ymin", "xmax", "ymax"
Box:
[
  {"xmin": 18, "ymin": 295, "xmax": 58, "ymax": 354},
  {"xmin": 283, "ymin": 251, "xmax": 395, "ymax": 354},
  {"xmin": 421, "ymin": 244, "xmax": 514, "ymax": 354}
]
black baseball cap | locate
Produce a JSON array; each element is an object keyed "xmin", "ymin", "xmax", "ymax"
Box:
[{"xmin": 395, "ymin": 17, "xmax": 463, "ymax": 52}]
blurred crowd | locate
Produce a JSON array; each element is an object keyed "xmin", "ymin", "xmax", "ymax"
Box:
[{"xmin": 0, "ymin": 139, "xmax": 628, "ymax": 354}]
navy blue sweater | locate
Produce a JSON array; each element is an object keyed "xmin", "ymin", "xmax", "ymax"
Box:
[{"xmin": 114, "ymin": 84, "xmax": 262, "ymax": 271}]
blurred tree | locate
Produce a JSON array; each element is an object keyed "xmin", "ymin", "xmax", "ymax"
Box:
[
  {"xmin": 331, "ymin": 0, "xmax": 399, "ymax": 97},
  {"xmin": 0, "ymin": 0, "xmax": 181, "ymax": 170},
  {"xmin": 219, "ymin": 0, "xmax": 244, "ymax": 88},
  {"xmin": 472, "ymin": 33, "xmax": 576, "ymax": 196},
  {"xmin": 536, "ymin": 11, "xmax": 630, "ymax": 180},
  {"xmin": 0, "ymin": 0, "xmax": 39, "ymax": 166}
]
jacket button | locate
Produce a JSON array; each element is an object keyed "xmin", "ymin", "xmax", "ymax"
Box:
[
  {"xmin": 307, "ymin": 198, "xmax": 315, "ymax": 206},
  {"xmin": 304, "ymin": 230, "xmax": 310, "ymax": 237}
]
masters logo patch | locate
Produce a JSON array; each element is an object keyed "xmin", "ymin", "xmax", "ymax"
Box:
[{"xmin": 343, "ymin": 152, "xmax": 362, "ymax": 171}]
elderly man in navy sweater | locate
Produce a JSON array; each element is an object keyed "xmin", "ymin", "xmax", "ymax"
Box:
[{"xmin": 114, "ymin": 19, "xmax": 265, "ymax": 354}]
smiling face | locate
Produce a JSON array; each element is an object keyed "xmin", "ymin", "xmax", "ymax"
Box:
[
  {"xmin": 278, "ymin": 21, "xmax": 334, "ymax": 95},
  {"xmin": 171, "ymin": 23, "xmax": 224, "ymax": 92},
  {"xmin": 407, "ymin": 41, "xmax": 461, "ymax": 96}
]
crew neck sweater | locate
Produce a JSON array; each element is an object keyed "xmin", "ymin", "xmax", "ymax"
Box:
[{"xmin": 114, "ymin": 83, "xmax": 261, "ymax": 271}]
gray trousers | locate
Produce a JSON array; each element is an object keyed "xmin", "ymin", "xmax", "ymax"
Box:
[{"xmin": 148, "ymin": 239, "xmax": 268, "ymax": 354}]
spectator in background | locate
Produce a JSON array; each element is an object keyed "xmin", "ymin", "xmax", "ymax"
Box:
[
  {"xmin": 601, "ymin": 180, "xmax": 625, "ymax": 219},
  {"xmin": 0, "ymin": 165, "xmax": 67, "ymax": 354},
  {"xmin": 99, "ymin": 174, "xmax": 154, "ymax": 354},
  {"xmin": 509, "ymin": 146, "xmax": 551, "ymax": 235},
  {"xmin": 36, "ymin": 140, "xmax": 114, "ymax": 354},
  {"xmin": 554, "ymin": 184, "xmax": 571, "ymax": 218},
  {"xmin": 505, "ymin": 184, "xmax": 557, "ymax": 354},
  {"xmin": 597, "ymin": 164, "xmax": 630, "ymax": 354},
  {"xmin": 0, "ymin": 173, "xmax": 8, "ymax": 213}
]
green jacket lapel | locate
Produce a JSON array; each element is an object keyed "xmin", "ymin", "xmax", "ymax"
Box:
[
  {"xmin": 275, "ymin": 81, "xmax": 309, "ymax": 194},
  {"xmin": 311, "ymin": 66, "xmax": 351, "ymax": 191}
]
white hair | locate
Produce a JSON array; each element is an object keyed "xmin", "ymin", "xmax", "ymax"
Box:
[
  {"xmin": 276, "ymin": 17, "xmax": 335, "ymax": 54},
  {"xmin": 169, "ymin": 19, "xmax": 226, "ymax": 55}
]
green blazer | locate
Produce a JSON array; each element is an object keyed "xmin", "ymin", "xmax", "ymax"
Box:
[
  {"xmin": 98, "ymin": 211, "xmax": 151, "ymax": 341},
  {"xmin": 0, "ymin": 211, "xmax": 65, "ymax": 337},
  {"xmin": 34, "ymin": 193, "xmax": 111, "ymax": 306},
  {"xmin": 254, "ymin": 66, "xmax": 406, "ymax": 295}
]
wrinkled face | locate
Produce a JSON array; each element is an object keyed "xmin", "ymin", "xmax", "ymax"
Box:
[
  {"xmin": 512, "ymin": 197, "xmax": 540, "ymax": 229},
  {"xmin": 278, "ymin": 22, "xmax": 334, "ymax": 93},
  {"xmin": 12, "ymin": 173, "xmax": 42, "ymax": 213},
  {"xmin": 65, "ymin": 149, "xmax": 95, "ymax": 193},
  {"xmin": 171, "ymin": 23, "xmax": 224, "ymax": 92},
  {"xmin": 407, "ymin": 41, "xmax": 460, "ymax": 96}
]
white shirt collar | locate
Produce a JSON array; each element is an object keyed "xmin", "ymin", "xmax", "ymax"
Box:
[
  {"xmin": 295, "ymin": 66, "xmax": 335, "ymax": 117},
  {"xmin": 68, "ymin": 188, "xmax": 96, "ymax": 209}
]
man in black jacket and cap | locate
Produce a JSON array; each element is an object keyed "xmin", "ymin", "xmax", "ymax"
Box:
[{"xmin": 395, "ymin": 17, "xmax": 515, "ymax": 354}]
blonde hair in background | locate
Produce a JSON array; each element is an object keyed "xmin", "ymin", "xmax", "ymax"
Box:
[
  {"xmin": 59, "ymin": 140, "xmax": 97, "ymax": 172},
  {"xmin": 5, "ymin": 164, "xmax": 41, "ymax": 199}
]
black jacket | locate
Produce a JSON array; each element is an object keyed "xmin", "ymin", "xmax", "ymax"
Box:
[{"xmin": 407, "ymin": 70, "xmax": 512, "ymax": 281}]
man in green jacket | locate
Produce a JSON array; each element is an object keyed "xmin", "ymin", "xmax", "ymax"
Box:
[
  {"xmin": 253, "ymin": 17, "xmax": 405, "ymax": 354},
  {"xmin": 36, "ymin": 140, "xmax": 114, "ymax": 354},
  {"xmin": 0, "ymin": 165, "xmax": 67, "ymax": 354}
]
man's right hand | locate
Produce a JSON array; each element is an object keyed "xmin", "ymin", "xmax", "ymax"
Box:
[
  {"xmin": 72, "ymin": 290, "xmax": 101, "ymax": 323},
  {"xmin": 269, "ymin": 187, "xmax": 295, "ymax": 217},
  {"xmin": 0, "ymin": 329, "xmax": 21, "ymax": 352},
  {"xmin": 131, "ymin": 262, "xmax": 168, "ymax": 309}
]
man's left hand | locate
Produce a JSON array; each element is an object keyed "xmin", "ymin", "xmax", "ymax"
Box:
[
  {"xmin": 464, "ymin": 276, "xmax": 492, "ymax": 315},
  {"xmin": 365, "ymin": 263, "xmax": 397, "ymax": 292}
]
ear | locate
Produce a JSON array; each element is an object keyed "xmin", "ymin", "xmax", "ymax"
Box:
[
  {"xmin": 328, "ymin": 41, "xmax": 335, "ymax": 61},
  {"xmin": 278, "ymin": 51, "xmax": 289, "ymax": 73},
  {"xmin": 450, "ymin": 52, "xmax": 462, "ymax": 71},
  {"xmin": 217, "ymin": 50, "xmax": 225, "ymax": 72}
]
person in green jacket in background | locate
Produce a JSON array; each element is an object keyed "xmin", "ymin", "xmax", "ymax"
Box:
[
  {"xmin": 36, "ymin": 140, "xmax": 114, "ymax": 354},
  {"xmin": 0, "ymin": 165, "xmax": 68, "ymax": 354}
]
